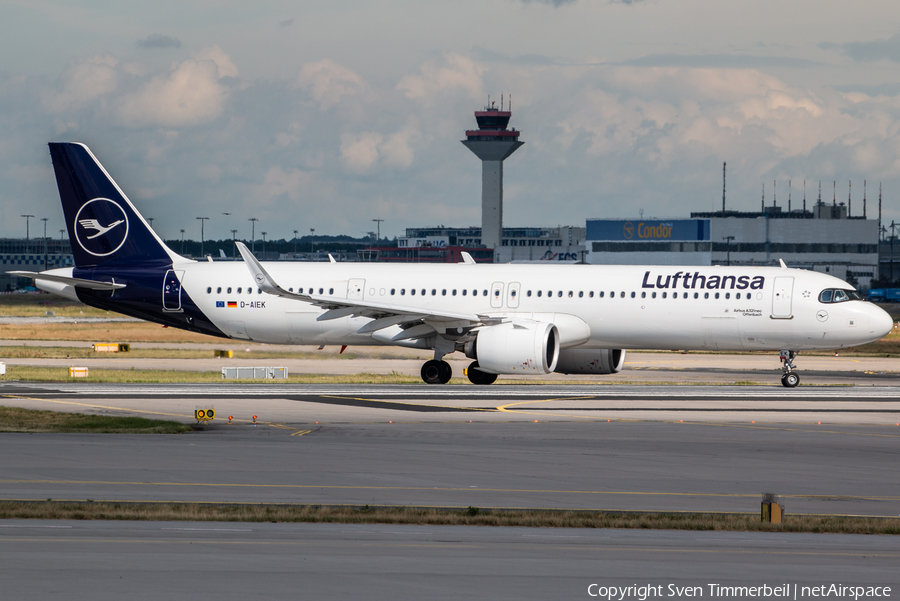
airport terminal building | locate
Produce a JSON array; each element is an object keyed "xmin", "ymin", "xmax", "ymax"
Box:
[{"xmin": 586, "ymin": 204, "xmax": 879, "ymax": 288}]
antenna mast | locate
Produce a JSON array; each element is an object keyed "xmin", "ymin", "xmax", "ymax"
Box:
[{"xmin": 722, "ymin": 162, "xmax": 726, "ymax": 216}]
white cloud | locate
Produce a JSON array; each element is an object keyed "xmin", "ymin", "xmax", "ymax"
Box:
[
  {"xmin": 193, "ymin": 45, "xmax": 239, "ymax": 78},
  {"xmin": 44, "ymin": 55, "xmax": 120, "ymax": 112},
  {"xmin": 339, "ymin": 119, "xmax": 420, "ymax": 172},
  {"xmin": 397, "ymin": 53, "xmax": 486, "ymax": 100},
  {"xmin": 257, "ymin": 166, "xmax": 311, "ymax": 202},
  {"xmin": 297, "ymin": 59, "xmax": 365, "ymax": 109},
  {"xmin": 116, "ymin": 50, "xmax": 234, "ymax": 128},
  {"xmin": 340, "ymin": 131, "xmax": 383, "ymax": 171}
]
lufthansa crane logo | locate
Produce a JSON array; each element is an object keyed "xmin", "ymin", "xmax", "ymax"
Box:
[
  {"xmin": 74, "ymin": 198, "xmax": 129, "ymax": 257},
  {"xmin": 623, "ymin": 222, "xmax": 634, "ymax": 239}
]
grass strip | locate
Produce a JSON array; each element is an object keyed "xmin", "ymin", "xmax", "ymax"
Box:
[
  {"xmin": 0, "ymin": 346, "xmax": 409, "ymax": 361},
  {"xmin": 0, "ymin": 365, "xmax": 423, "ymax": 384},
  {"xmin": 0, "ymin": 501, "xmax": 897, "ymax": 533},
  {"xmin": 0, "ymin": 406, "xmax": 191, "ymax": 433}
]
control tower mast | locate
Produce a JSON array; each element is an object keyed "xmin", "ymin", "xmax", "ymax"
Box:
[{"xmin": 461, "ymin": 98, "xmax": 523, "ymax": 255}]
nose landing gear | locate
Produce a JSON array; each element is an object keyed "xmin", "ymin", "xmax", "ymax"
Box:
[{"xmin": 779, "ymin": 350, "xmax": 799, "ymax": 388}]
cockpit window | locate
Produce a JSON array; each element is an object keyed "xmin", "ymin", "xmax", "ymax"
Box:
[{"xmin": 819, "ymin": 289, "xmax": 861, "ymax": 303}]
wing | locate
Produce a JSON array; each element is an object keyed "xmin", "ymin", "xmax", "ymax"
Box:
[{"xmin": 235, "ymin": 241, "xmax": 497, "ymax": 341}]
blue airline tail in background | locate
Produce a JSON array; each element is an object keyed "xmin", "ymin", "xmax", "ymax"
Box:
[
  {"xmin": 36, "ymin": 142, "xmax": 227, "ymax": 339},
  {"xmin": 49, "ymin": 142, "xmax": 179, "ymax": 269}
]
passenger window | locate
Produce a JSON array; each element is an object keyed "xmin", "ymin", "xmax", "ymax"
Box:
[
  {"xmin": 452, "ymin": 290, "xmax": 457, "ymax": 296},
  {"xmin": 599, "ymin": 291, "xmax": 604, "ymax": 298},
  {"xmin": 462, "ymin": 290, "xmax": 467, "ymax": 296},
  {"xmin": 631, "ymin": 292, "xmax": 636, "ymax": 298},
  {"xmin": 257, "ymin": 288, "xmax": 261, "ymax": 294},
  {"xmin": 704, "ymin": 292, "xmax": 709, "ymax": 299},
  {"xmin": 494, "ymin": 290, "xmax": 500, "ymax": 297},
  {"xmin": 483, "ymin": 290, "xmax": 487, "ymax": 296},
  {"xmin": 432, "ymin": 289, "xmax": 437, "ymax": 296},
  {"xmin": 652, "ymin": 292, "xmax": 656, "ymax": 299},
  {"xmin": 694, "ymin": 292, "xmax": 698, "ymax": 299},
  {"xmin": 725, "ymin": 293, "xmax": 730, "ymax": 299},
  {"xmin": 318, "ymin": 288, "xmax": 324, "ymax": 294},
  {"xmin": 411, "ymin": 289, "xmax": 416, "ymax": 295},
  {"xmin": 441, "ymin": 289, "xmax": 446, "ymax": 296},
  {"xmin": 238, "ymin": 287, "xmax": 243, "ymax": 294},
  {"xmin": 568, "ymin": 291, "xmax": 573, "ymax": 298},
  {"xmin": 558, "ymin": 291, "xmax": 563, "ymax": 298},
  {"xmin": 715, "ymin": 292, "xmax": 720, "ymax": 299},
  {"xmin": 391, "ymin": 289, "xmax": 395, "ymax": 295},
  {"xmin": 641, "ymin": 291, "xmax": 646, "ymax": 298},
  {"xmin": 329, "ymin": 288, "xmax": 334, "ymax": 295},
  {"xmin": 206, "ymin": 287, "xmax": 211, "ymax": 294},
  {"xmin": 511, "ymin": 290, "xmax": 517, "ymax": 297},
  {"xmin": 620, "ymin": 291, "xmax": 625, "ymax": 298},
  {"xmin": 308, "ymin": 288, "xmax": 313, "ymax": 294},
  {"xmin": 401, "ymin": 289, "xmax": 406, "ymax": 295},
  {"xmin": 527, "ymin": 290, "xmax": 532, "ymax": 297},
  {"xmin": 537, "ymin": 290, "xmax": 542, "ymax": 297},
  {"xmin": 662, "ymin": 292, "xmax": 666, "ymax": 299},
  {"xmin": 217, "ymin": 287, "xmax": 222, "ymax": 294},
  {"xmin": 683, "ymin": 292, "xmax": 688, "ymax": 299},
  {"xmin": 589, "ymin": 291, "xmax": 594, "ymax": 298}
]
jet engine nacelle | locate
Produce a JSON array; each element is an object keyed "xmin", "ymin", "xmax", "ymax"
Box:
[
  {"xmin": 465, "ymin": 321, "xmax": 560, "ymax": 375},
  {"xmin": 554, "ymin": 348, "xmax": 626, "ymax": 374}
]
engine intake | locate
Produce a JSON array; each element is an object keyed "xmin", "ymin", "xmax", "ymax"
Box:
[
  {"xmin": 554, "ymin": 348, "xmax": 626, "ymax": 374},
  {"xmin": 465, "ymin": 321, "xmax": 559, "ymax": 375}
]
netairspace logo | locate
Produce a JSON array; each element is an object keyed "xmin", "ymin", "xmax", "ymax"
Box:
[{"xmin": 586, "ymin": 583, "xmax": 892, "ymax": 600}]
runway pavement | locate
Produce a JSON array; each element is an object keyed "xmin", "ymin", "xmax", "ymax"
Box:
[
  {"xmin": 3, "ymin": 381, "xmax": 899, "ymax": 598},
  {"xmin": 2, "ymin": 521, "xmax": 897, "ymax": 601},
  {"xmin": 2, "ymin": 382, "xmax": 899, "ymax": 515},
  {"xmin": 3, "ymin": 346, "xmax": 900, "ymax": 385}
]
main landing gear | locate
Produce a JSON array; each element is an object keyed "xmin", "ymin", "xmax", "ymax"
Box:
[
  {"xmin": 779, "ymin": 350, "xmax": 799, "ymax": 388},
  {"xmin": 465, "ymin": 361, "xmax": 497, "ymax": 386},
  {"xmin": 420, "ymin": 359, "xmax": 498, "ymax": 385},
  {"xmin": 421, "ymin": 359, "xmax": 452, "ymax": 385}
]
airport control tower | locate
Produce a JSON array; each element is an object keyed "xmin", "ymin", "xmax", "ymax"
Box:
[{"xmin": 461, "ymin": 100, "xmax": 523, "ymax": 253}]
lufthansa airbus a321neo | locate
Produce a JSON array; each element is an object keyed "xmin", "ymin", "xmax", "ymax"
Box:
[{"xmin": 13, "ymin": 143, "xmax": 894, "ymax": 387}]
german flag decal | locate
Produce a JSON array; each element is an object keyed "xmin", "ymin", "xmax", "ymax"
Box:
[{"xmin": 227, "ymin": 301, "xmax": 237, "ymax": 308}]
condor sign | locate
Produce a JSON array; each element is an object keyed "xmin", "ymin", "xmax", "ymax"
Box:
[{"xmin": 586, "ymin": 219, "xmax": 710, "ymax": 242}]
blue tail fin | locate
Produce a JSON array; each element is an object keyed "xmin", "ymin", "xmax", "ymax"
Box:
[{"xmin": 49, "ymin": 142, "xmax": 179, "ymax": 268}]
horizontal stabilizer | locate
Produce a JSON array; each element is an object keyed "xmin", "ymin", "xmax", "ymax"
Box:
[{"xmin": 9, "ymin": 271, "xmax": 126, "ymax": 290}]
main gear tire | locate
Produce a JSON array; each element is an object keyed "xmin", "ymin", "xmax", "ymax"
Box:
[{"xmin": 466, "ymin": 361, "xmax": 497, "ymax": 385}]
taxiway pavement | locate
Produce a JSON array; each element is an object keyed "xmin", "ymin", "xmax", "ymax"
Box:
[
  {"xmin": 2, "ymin": 382, "xmax": 899, "ymax": 516},
  {"xmin": 2, "ymin": 521, "xmax": 897, "ymax": 601}
]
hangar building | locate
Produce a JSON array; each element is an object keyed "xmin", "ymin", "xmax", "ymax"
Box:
[{"xmin": 586, "ymin": 203, "xmax": 879, "ymax": 288}]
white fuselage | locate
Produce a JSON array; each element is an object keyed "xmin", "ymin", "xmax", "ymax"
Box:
[{"xmin": 152, "ymin": 261, "xmax": 891, "ymax": 352}]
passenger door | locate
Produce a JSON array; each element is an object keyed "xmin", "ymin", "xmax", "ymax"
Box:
[
  {"xmin": 771, "ymin": 276, "xmax": 794, "ymax": 319},
  {"xmin": 162, "ymin": 270, "xmax": 184, "ymax": 312}
]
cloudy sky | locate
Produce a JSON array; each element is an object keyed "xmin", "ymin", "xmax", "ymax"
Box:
[{"xmin": 2, "ymin": 0, "xmax": 900, "ymax": 242}]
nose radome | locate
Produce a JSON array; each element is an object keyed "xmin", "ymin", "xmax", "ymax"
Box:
[{"xmin": 870, "ymin": 305, "xmax": 894, "ymax": 338}]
